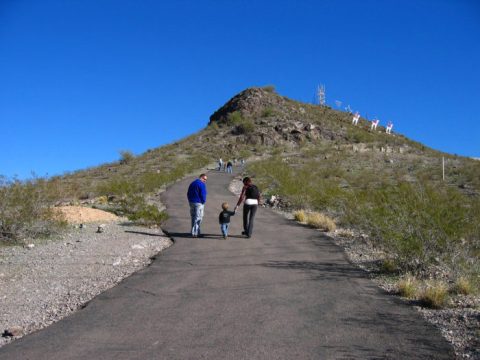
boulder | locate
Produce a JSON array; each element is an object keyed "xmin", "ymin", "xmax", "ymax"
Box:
[{"xmin": 2, "ymin": 326, "xmax": 23, "ymax": 337}]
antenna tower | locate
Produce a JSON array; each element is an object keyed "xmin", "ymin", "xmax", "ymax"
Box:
[{"xmin": 317, "ymin": 84, "xmax": 326, "ymax": 106}]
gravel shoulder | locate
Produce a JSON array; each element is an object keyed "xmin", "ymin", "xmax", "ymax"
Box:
[
  {"xmin": 229, "ymin": 176, "xmax": 479, "ymax": 359},
  {"xmin": 0, "ymin": 220, "xmax": 171, "ymax": 347}
]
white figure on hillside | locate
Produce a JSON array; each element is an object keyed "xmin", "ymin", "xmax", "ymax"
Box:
[
  {"xmin": 371, "ymin": 118, "xmax": 379, "ymax": 131},
  {"xmin": 352, "ymin": 112, "xmax": 360, "ymax": 125},
  {"xmin": 218, "ymin": 158, "xmax": 223, "ymax": 171},
  {"xmin": 386, "ymin": 121, "xmax": 393, "ymax": 134}
]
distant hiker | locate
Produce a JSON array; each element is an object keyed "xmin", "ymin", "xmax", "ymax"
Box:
[
  {"xmin": 235, "ymin": 177, "xmax": 261, "ymax": 238},
  {"xmin": 386, "ymin": 121, "xmax": 393, "ymax": 134},
  {"xmin": 218, "ymin": 158, "xmax": 223, "ymax": 171},
  {"xmin": 226, "ymin": 161, "xmax": 233, "ymax": 174},
  {"xmin": 352, "ymin": 112, "xmax": 360, "ymax": 125},
  {"xmin": 187, "ymin": 174, "xmax": 208, "ymax": 237},
  {"xmin": 371, "ymin": 119, "xmax": 379, "ymax": 131},
  {"xmin": 219, "ymin": 202, "xmax": 236, "ymax": 239}
]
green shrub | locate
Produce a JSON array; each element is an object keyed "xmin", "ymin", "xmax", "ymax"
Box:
[
  {"xmin": 118, "ymin": 194, "xmax": 168, "ymax": 226},
  {"xmin": 0, "ymin": 177, "xmax": 67, "ymax": 243},
  {"xmin": 262, "ymin": 107, "xmax": 275, "ymax": 117},
  {"xmin": 127, "ymin": 203, "xmax": 168, "ymax": 226},
  {"xmin": 262, "ymin": 85, "xmax": 276, "ymax": 93},
  {"xmin": 381, "ymin": 259, "xmax": 398, "ymax": 274},
  {"xmin": 346, "ymin": 128, "xmax": 375, "ymax": 143},
  {"xmin": 236, "ymin": 118, "xmax": 255, "ymax": 134},
  {"xmin": 119, "ymin": 150, "xmax": 135, "ymax": 164},
  {"xmin": 97, "ymin": 177, "xmax": 139, "ymax": 197},
  {"xmin": 351, "ymin": 182, "xmax": 476, "ymax": 273},
  {"xmin": 227, "ymin": 111, "xmax": 244, "ymax": 125}
]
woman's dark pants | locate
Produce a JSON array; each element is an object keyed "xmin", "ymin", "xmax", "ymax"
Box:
[{"xmin": 243, "ymin": 204, "xmax": 257, "ymax": 237}]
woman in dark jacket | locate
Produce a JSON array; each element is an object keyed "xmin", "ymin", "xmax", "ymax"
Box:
[{"xmin": 234, "ymin": 177, "xmax": 261, "ymax": 238}]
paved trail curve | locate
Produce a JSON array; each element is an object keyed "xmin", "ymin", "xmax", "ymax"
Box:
[{"xmin": 0, "ymin": 170, "xmax": 453, "ymax": 359}]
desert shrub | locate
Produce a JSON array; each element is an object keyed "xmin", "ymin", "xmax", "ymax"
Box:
[
  {"xmin": 262, "ymin": 85, "xmax": 276, "ymax": 93},
  {"xmin": 262, "ymin": 107, "xmax": 275, "ymax": 117},
  {"xmin": 293, "ymin": 210, "xmax": 307, "ymax": 222},
  {"xmin": 208, "ymin": 121, "xmax": 219, "ymax": 131},
  {"xmin": 453, "ymin": 277, "xmax": 474, "ymax": 295},
  {"xmin": 381, "ymin": 259, "xmax": 398, "ymax": 274},
  {"xmin": 127, "ymin": 203, "xmax": 168, "ymax": 226},
  {"xmin": 248, "ymin": 157, "xmax": 349, "ymax": 213},
  {"xmin": 97, "ymin": 177, "xmax": 139, "ymax": 197},
  {"xmin": 227, "ymin": 111, "xmax": 244, "ymax": 125},
  {"xmin": 0, "ymin": 177, "xmax": 66, "ymax": 243},
  {"xmin": 349, "ymin": 181, "xmax": 477, "ymax": 273},
  {"xmin": 117, "ymin": 194, "xmax": 167, "ymax": 226},
  {"xmin": 346, "ymin": 127, "xmax": 375, "ymax": 143},
  {"xmin": 397, "ymin": 275, "xmax": 419, "ymax": 299},
  {"xmin": 235, "ymin": 118, "xmax": 255, "ymax": 135},
  {"xmin": 420, "ymin": 281, "xmax": 449, "ymax": 308},
  {"xmin": 119, "ymin": 150, "xmax": 135, "ymax": 164},
  {"xmin": 305, "ymin": 212, "xmax": 336, "ymax": 232}
]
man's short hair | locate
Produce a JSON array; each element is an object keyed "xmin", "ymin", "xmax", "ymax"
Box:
[{"xmin": 199, "ymin": 173, "xmax": 207, "ymax": 179}]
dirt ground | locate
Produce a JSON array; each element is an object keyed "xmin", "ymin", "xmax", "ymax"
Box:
[{"xmin": 54, "ymin": 206, "xmax": 119, "ymax": 224}]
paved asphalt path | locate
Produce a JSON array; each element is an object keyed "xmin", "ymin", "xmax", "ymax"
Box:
[{"xmin": 0, "ymin": 169, "xmax": 454, "ymax": 359}]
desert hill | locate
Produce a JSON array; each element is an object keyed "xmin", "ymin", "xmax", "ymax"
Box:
[{"xmin": 58, "ymin": 86, "xmax": 478, "ymax": 200}]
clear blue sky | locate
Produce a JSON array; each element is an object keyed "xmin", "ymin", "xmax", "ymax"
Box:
[{"xmin": 1, "ymin": 0, "xmax": 479, "ymax": 178}]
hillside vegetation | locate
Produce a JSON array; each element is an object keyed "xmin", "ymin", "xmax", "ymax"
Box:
[{"xmin": 2, "ymin": 86, "xmax": 479, "ymax": 293}]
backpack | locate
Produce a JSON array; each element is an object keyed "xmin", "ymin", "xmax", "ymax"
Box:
[{"xmin": 245, "ymin": 184, "xmax": 260, "ymax": 199}]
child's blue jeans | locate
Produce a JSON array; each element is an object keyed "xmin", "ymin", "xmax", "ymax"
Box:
[{"xmin": 221, "ymin": 223, "xmax": 229, "ymax": 237}]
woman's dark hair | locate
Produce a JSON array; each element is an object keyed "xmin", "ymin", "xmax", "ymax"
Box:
[{"xmin": 243, "ymin": 177, "xmax": 251, "ymax": 184}]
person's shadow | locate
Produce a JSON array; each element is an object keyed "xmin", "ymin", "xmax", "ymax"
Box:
[{"xmin": 163, "ymin": 231, "xmax": 245, "ymax": 240}]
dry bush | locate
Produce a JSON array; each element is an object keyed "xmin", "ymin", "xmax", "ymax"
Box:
[
  {"xmin": 453, "ymin": 277, "xmax": 474, "ymax": 295},
  {"xmin": 119, "ymin": 150, "xmax": 135, "ymax": 165},
  {"xmin": 381, "ymin": 259, "xmax": 397, "ymax": 274},
  {"xmin": 306, "ymin": 212, "xmax": 336, "ymax": 232},
  {"xmin": 293, "ymin": 210, "xmax": 307, "ymax": 222},
  {"xmin": 397, "ymin": 275, "xmax": 419, "ymax": 299},
  {"xmin": 420, "ymin": 281, "xmax": 449, "ymax": 308},
  {"xmin": 0, "ymin": 177, "xmax": 66, "ymax": 243}
]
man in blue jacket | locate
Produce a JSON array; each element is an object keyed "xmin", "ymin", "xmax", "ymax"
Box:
[{"xmin": 187, "ymin": 173, "xmax": 208, "ymax": 237}]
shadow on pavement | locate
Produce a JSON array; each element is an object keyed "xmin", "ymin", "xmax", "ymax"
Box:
[
  {"xmin": 261, "ymin": 260, "xmax": 366, "ymax": 280},
  {"xmin": 164, "ymin": 231, "xmax": 246, "ymax": 240},
  {"xmin": 124, "ymin": 230, "xmax": 164, "ymax": 237}
]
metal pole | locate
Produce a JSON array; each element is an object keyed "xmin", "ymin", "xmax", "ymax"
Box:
[{"xmin": 442, "ymin": 157, "xmax": 445, "ymax": 181}]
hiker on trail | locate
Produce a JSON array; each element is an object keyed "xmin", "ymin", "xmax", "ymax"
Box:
[
  {"xmin": 386, "ymin": 121, "xmax": 393, "ymax": 134},
  {"xmin": 352, "ymin": 112, "xmax": 360, "ymax": 125},
  {"xmin": 235, "ymin": 177, "xmax": 261, "ymax": 238},
  {"xmin": 219, "ymin": 202, "xmax": 236, "ymax": 239},
  {"xmin": 218, "ymin": 158, "xmax": 223, "ymax": 171},
  {"xmin": 226, "ymin": 161, "xmax": 233, "ymax": 174},
  {"xmin": 371, "ymin": 119, "xmax": 379, "ymax": 131},
  {"xmin": 187, "ymin": 174, "xmax": 208, "ymax": 238}
]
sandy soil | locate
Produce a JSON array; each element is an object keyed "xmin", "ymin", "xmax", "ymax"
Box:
[{"xmin": 54, "ymin": 206, "xmax": 119, "ymax": 224}]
